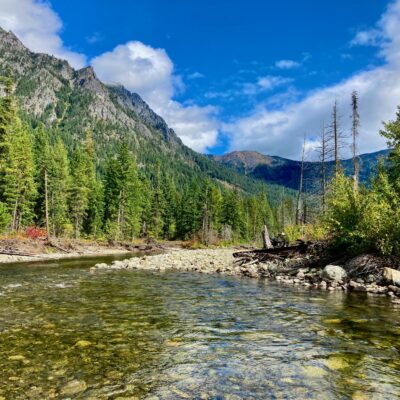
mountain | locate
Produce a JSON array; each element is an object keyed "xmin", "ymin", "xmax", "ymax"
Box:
[
  {"xmin": 214, "ymin": 149, "xmax": 390, "ymax": 191},
  {"xmin": 0, "ymin": 27, "xmax": 291, "ymax": 204}
]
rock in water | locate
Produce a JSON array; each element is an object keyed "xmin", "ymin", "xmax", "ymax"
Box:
[
  {"xmin": 349, "ymin": 280, "xmax": 367, "ymax": 292},
  {"xmin": 383, "ymin": 267, "xmax": 400, "ymax": 286},
  {"xmin": 60, "ymin": 380, "xmax": 87, "ymax": 396},
  {"xmin": 321, "ymin": 265, "xmax": 347, "ymax": 283}
]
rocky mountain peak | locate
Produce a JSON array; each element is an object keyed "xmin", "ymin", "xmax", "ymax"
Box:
[{"xmin": 0, "ymin": 27, "xmax": 27, "ymax": 52}]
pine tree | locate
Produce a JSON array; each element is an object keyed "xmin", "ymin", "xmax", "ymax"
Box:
[
  {"xmin": 82, "ymin": 130, "xmax": 104, "ymax": 237},
  {"xmin": 104, "ymin": 143, "xmax": 142, "ymax": 241},
  {"xmin": 148, "ymin": 162, "xmax": 166, "ymax": 238},
  {"xmin": 69, "ymin": 148, "xmax": 90, "ymax": 237},
  {"xmin": 0, "ymin": 81, "xmax": 36, "ymax": 231},
  {"xmin": 48, "ymin": 138, "xmax": 71, "ymax": 236},
  {"xmin": 2, "ymin": 118, "xmax": 36, "ymax": 231}
]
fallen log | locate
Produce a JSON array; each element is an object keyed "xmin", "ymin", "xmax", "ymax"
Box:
[
  {"xmin": 0, "ymin": 250, "xmax": 39, "ymax": 257},
  {"xmin": 233, "ymin": 243, "xmax": 308, "ymax": 258},
  {"xmin": 46, "ymin": 240, "xmax": 71, "ymax": 253}
]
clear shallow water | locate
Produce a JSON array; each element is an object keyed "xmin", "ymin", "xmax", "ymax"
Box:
[{"xmin": 1, "ymin": 256, "xmax": 400, "ymax": 399}]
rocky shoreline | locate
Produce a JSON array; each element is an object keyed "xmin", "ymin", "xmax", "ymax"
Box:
[{"xmin": 91, "ymin": 248, "xmax": 400, "ymax": 303}]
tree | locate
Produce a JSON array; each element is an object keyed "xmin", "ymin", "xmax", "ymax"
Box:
[
  {"xmin": 318, "ymin": 122, "xmax": 330, "ymax": 213},
  {"xmin": 296, "ymin": 136, "xmax": 306, "ymax": 225},
  {"xmin": 69, "ymin": 148, "xmax": 90, "ymax": 237},
  {"xmin": 351, "ymin": 90, "xmax": 360, "ymax": 190},
  {"xmin": 104, "ymin": 144, "xmax": 142, "ymax": 241},
  {"xmin": 380, "ymin": 106, "xmax": 400, "ymax": 184},
  {"xmin": 0, "ymin": 82, "xmax": 36, "ymax": 231},
  {"xmin": 1, "ymin": 118, "xmax": 36, "ymax": 231},
  {"xmin": 82, "ymin": 130, "xmax": 104, "ymax": 237},
  {"xmin": 48, "ymin": 138, "xmax": 71, "ymax": 236}
]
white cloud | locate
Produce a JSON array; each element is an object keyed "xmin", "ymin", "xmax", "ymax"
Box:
[
  {"xmin": 187, "ymin": 72, "xmax": 204, "ymax": 79},
  {"xmin": 224, "ymin": 0, "xmax": 400, "ymax": 159},
  {"xmin": 0, "ymin": 0, "xmax": 86, "ymax": 68},
  {"xmin": 350, "ymin": 29, "xmax": 383, "ymax": 47},
  {"xmin": 86, "ymin": 32, "xmax": 103, "ymax": 45},
  {"xmin": 240, "ymin": 75, "xmax": 293, "ymax": 97},
  {"xmin": 275, "ymin": 59, "xmax": 301, "ymax": 69},
  {"xmin": 92, "ymin": 41, "xmax": 219, "ymax": 152},
  {"xmin": 257, "ymin": 75, "xmax": 293, "ymax": 90}
]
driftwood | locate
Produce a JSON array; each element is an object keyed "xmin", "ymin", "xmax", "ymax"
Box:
[
  {"xmin": 233, "ymin": 242, "xmax": 308, "ymax": 258},
  {"xmin": 46, "ymin": 240, "xmax": 71, "ymax": 253},
  {"xmin": 233, "ymin": 241, "xmax": 309, "ymax": 267},
  {"xmin": 0, "ymin": 250, "xmax": 39, "ymax": 257}
]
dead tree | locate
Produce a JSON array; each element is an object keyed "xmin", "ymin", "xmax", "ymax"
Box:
[
  {"xmin": 296, "ymin": 136, "xmax": 306, "ymax": 225},
  {"xmin": 318, "ymin": 122, "xmax": 331, "ymax": 214},
  {"xmin": 351, "ymin": 90, "xmax": 360, "ymax": 190},
  {"xmin": 332, "ymin": 100, "xmax": 339, "ymax": 172},
  {"xmin": 262, "ymin": 224, "xmax": 273, "ymax": 249}
]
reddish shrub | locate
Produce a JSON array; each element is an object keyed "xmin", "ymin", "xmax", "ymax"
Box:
[{"xmin": 25, "ymin": 226, "xmax": 47, "ymax": 240}]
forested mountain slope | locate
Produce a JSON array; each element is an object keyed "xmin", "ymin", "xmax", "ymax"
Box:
[
  {"xmin": 214, "ymin": 149, "xmax": 389, "ymax": 191},
  {"xmin": 0, "ymin": 27, "xmax": 297, "ymax": 242},
  {"xmin": 0, "ymin": 27, "xmax": 289, "ymax": 201}
]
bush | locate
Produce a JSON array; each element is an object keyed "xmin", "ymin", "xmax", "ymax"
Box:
[{"xmin": 324, "ymin": 168, "xmax": 400, "ymax": 256}]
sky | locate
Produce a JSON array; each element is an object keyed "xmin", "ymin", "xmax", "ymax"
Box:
[{"xmin": 0, "ymin": 0, "xmax": 399, "ymax": 159}]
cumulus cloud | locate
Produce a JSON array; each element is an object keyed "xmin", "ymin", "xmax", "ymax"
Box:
[
  {"xmin": 0, "ymin": 0, "xmax": 86, "ymax": 68},
  {"xmin": 92, "ymin": 41, "xmax": 219, "ymax": 152},
  {"xmin": 275, "ymin": 59, "xmax": 301, "ymax": 69},
  {"xmin": 224, "ymin": 0, "xmax": 400, "ymax": 159}
]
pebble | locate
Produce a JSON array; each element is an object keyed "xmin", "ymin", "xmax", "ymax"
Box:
[{"xmin": 91, "ymin": 249, "xmax": 400, "ymax": 300}]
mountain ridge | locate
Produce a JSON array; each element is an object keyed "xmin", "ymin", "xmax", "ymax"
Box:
[
  {"xmin": 0, "ymin": 26, "xmax": 293, "ymax": 204},
  {"xmin": 214, "ymin": 149, "xmax": 390, "ymax": 190}
]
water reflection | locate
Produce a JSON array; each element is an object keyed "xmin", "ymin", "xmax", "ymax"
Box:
[{"xmin": 0, "ymin": 258, "xmax": 400, "ymax": 398}]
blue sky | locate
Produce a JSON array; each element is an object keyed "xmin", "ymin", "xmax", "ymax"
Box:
[{"xmin": 1, "ymin": 0, "xmax": 399, "ymax": 158}]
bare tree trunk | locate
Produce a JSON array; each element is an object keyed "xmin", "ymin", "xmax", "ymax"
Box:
[
  {"xmin": 351, "ymin": 90, "xmax": 360, "ymax": 191},
  {"xmin": 296, "ymin": 136, "xmax": 306, "ymax": 225},
  {"xmin": 44, "ymin": 169, "xmax": 50, "ymax": 239},
  {"xmin": 321, "ymin": 124, "xmax": 327, "ymax": 214},
  {"xmin": 262, "ymin": 224, "xmax": 273, "ymax": 249},
  {"xmin": 333, "ymin": 100, "xmax": 340, "ymax": 173}
]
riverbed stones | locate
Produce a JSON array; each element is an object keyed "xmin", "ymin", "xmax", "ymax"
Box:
[
  {"xmin": 383, "ymin": 267, "xmax": 400, "ymax": 286},
  {"xmin": 349, "ymin": 280, "xmax": 367, "ymax": 292},
  {"xmin": 91, "ymin": 249, "xmax": 400, "ymax": 300},
  {"xmin": 321, "ymin": 265, "xmax": 347, "ymax": 283},
  {"xmin": 75, "ymin": 340, "xmax": 92, "ymax": 348},
  {"xmin": 60, "ymin": 380, "xmax": 87, "ymax": 396}
]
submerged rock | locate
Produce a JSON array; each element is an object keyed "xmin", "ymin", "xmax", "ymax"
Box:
[{"xmin": 60, "ymin": 379, "xmax": 87, "ymax": 396}]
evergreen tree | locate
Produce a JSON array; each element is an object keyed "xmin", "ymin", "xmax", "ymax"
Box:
[
  {"xmin": 48, "ymin": 138, "xmax": 71, "ymax": 236},
  {"xmin": 69, "ymin": 148, "xmax": 90, "ymax": 237},
  {"xmin": 0, "ymin": 82, "xmax": 36, "ymax": 231}
]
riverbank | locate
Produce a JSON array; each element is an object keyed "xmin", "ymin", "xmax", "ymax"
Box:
[
  {"xmin": 0, "ymin": 238, "xmax": 165, "ymax": 264},
  {"xmin": 92, "ymin": 248, "xmax": 400, "ymax": 302}
]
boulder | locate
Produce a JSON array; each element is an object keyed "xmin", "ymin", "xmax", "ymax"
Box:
[
  {"xmin": 383, "ymin": 268, "xmax": 400, "ymax": 286},
  {"xmin": 321, "ymin": 265, "xmax": 347, "ymax": 283}
]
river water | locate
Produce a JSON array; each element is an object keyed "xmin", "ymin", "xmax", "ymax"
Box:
[{"xmin": 1, "ymin": 254, "xmax": 400, "ymax": 399}]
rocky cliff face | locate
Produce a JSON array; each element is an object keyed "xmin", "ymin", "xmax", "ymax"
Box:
[
  {"xmin": 0, "ymin": 27, "xmax": 181, "ymax": 148},
  {"xmin": 0, "ymin": 27, "xmax": 280, "ymax": 198}
]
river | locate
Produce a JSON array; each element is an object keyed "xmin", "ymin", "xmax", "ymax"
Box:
[{"xmin": 1, "ymin": 254, "xmax": 400, "ymax": 399}]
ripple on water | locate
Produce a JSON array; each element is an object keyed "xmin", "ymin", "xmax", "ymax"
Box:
[{"xmin": 0, "ymin": 259, "xmax": 400, "ymax": 399}]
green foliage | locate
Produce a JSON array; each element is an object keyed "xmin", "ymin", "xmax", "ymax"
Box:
[
  {"xmin": 0, "ymin": 76, "xmax": 287, "ymax": 243},
  {"xmin": 323, "ymin": 164, "xmax": 400, "ymax": 255}
]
